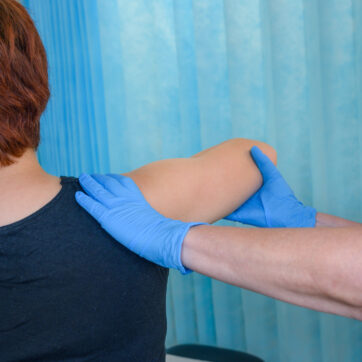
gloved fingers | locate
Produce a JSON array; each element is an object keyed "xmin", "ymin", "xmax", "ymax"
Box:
[
  {"xmin": 75, "ymin": 191, "xmax": 108, "ymax": 222},
  {"xmin": 91, "ymin": 173, "xmax": 124, "ymax": 197},
  {"xmin": 78, "ymin": 173, "xmax": 115, "ymax": 206},
  {"xmin": 250, "ymin": 146, "xmax": 280, "ymax": 181},
  {"xmin": 106, "ymin": 173, "xmax": 145, "ymax": 198}
]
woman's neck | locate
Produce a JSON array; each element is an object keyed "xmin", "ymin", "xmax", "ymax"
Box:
[
  {"xmin": 0, "ymin": 148, "xmax": 61, "ymax": 227},
  {"xmin": 0, "ymin": 148, "xmax": 46, "ymax": 182}
]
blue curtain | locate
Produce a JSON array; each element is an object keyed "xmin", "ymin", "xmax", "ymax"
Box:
[{"xmin": 21, "ymin": 1, "xmax": 362, "ymax": 361}]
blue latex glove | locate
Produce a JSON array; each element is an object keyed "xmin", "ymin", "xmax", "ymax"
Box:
[
  {"xmin": 75, "ymin": 173, "xmax": 209, "ymax": 274},
  {"xmin": 224, "ymin": 146, "xmax": 317, "ymax": 227}
]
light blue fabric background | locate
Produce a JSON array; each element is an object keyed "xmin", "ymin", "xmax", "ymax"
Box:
[{"xmin": 21, "ymin": 1, "xmax": 361, "ymax": 361}]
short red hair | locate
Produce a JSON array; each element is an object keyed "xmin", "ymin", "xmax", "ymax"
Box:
[{"xmin": 0, "ymin": 0, "xmax": 50, "ymax": 166}]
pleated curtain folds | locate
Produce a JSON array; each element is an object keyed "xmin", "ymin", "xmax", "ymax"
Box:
[{"xmin": 21, "ymin": 1, "xmax": 362, "ymax": 361}]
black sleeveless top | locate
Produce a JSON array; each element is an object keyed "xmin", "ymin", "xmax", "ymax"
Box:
[{"xmin": 0, "ymin": 176, "xmax": 169, "ymax": 361}]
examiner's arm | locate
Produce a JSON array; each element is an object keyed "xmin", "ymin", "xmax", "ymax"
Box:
[
  {"xmin": 182, "ymin": 225, "xmax": 362, "ymax": 321},
  {"xmin": 75, "ymin": 174, "xmax": 362, "ymax": 321}
]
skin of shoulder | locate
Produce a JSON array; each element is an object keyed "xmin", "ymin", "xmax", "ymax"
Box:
[{"xmin": 121, "ymin": 138, "xmax": 277, "ymax": 224}]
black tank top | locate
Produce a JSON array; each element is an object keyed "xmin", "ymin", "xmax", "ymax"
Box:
[{"xmin": 0, "ymin": 176, "xmax": 169, "ymax": 361}]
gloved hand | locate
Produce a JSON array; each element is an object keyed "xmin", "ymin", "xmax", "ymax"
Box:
[
  {"xmin": 224, "ymin": 146, "xmax": 317, "ymax": 227},
  {"xmin": 75, "ymin": 173, "xmax": 209, "ymax": 274}
]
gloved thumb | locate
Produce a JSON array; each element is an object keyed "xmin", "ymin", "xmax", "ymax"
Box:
[{"xmin": 250, "ymin": 146, "xmax": 279, "ymax": 182}]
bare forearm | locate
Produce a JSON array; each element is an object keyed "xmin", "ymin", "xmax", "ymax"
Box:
[
  {"xmin": 316, "ymin": 212, "xmax": 362, "ymax": 227},
  {"xmin": 182, "ymin": 225, "xmax": 362, "ymax": 321}
]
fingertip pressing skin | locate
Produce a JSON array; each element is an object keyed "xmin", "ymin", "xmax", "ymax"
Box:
[{"xmin": 249, "ymin": 140, "xmax": 277, "ymax": 166}]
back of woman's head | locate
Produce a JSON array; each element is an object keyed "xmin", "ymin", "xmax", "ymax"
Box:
[{"xmin": 0, "ymin": 0, "xmax": 50, "ymax": 166}]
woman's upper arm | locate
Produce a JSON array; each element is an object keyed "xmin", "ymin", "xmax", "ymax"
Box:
[{"xmin": 121, "ymin": 138, "xmax": 277, "ymax": 224}]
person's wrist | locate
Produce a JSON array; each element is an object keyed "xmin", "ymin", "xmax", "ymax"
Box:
[{"xmin": 172, "ymin": 220, "xmax": 210, "ymax": 275}]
